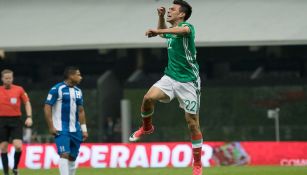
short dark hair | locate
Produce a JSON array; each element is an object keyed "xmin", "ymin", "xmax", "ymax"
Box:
[
  {"xmin": 64, "ymin": 66, "xmax": 79, "ymax": 79},
  {"xmin": 173, "ymin": 0, "xmax": 192, "ymax": 21},
  {"xmin": 1, "ymin": 69, "xmax": 13, "ymax": 77}
]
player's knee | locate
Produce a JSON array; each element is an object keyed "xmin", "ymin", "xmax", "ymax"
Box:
[
  {"xmin": 69, "ymin": 156, "xmax": 77, "ymax": 161},
  {"xmin": 188, "ymin": 123, "xmax": 198, "ymax": 131},
  {"xmin": 143, "ymin": 94, "xmax": 154, "ymax": 104},
  {"xmin": 60, "ymin": 153, "xmax": 70, "ymax": 159},
  {"xmin": 187, "ymin": 121, "xmax": 200, "ymax": 133},
  {"xmin": 143, "ymin": 94, "xmax": 152, "ymax": 101}
]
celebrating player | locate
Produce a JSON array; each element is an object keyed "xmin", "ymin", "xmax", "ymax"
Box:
[
  {"xmin": 44, "ymin": 66, "xmax": 88, "ymax": 175},
  {"xmin": 129, "ymin": 1, "xmax": 203, "ymax": 175},
  {"xmin": 0, "ymin": 69, "xmax": 33, "ymax": 175}
]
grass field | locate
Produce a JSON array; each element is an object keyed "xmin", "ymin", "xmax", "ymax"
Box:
[{"xmin": 18, "ymin": 166, "xmax": 307, "ymax": 175}]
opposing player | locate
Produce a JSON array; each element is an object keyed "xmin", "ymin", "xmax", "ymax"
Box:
[
  {"xmin": 44, "ymin": 66, "xmax": 88, "ymax": 175},
  {"xmin": 129, "ymin": 0, "xmax": 203, "ymax": 174},
  {"xmin": 0, "ymin": 69, "xmax": 33, "ymax": 175}
]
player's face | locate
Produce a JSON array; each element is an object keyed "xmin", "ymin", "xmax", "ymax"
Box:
[
  {"xmin": 1, "ymin": 73, "xmax": 13, "ymax": 87},
  {"xmin": 167, "ymin": 4, "xmax": 184, "ymax": 23},
  {"xmin": 70, "ymin": 70, "xmax": 82, "ymax": 85}
]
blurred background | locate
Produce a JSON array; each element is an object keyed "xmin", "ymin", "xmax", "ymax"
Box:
[{"xmin": 0, "ymin": 0, "xmax": 307, "ymax": 144}]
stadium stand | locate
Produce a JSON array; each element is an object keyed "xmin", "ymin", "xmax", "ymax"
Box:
[{"xmin": 1, "ymin": 0, "xmax": 307, "ymax": 51}]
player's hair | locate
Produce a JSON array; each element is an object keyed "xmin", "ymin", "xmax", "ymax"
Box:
[
  {"xmin": 173, "ymin": 0, "xmax": 192, "ymax": 21},
  {"xmin": 1, "ymin": 69, "xmax": 13, "ymax": 77},
  {"xmin": 64, "ymin": 66, "xmax": 79, "ymax": 79}
]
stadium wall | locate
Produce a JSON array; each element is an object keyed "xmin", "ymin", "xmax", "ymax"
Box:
[{"xmin": 0, "ymin": 142, "xmax": 306, "ymax": 169}]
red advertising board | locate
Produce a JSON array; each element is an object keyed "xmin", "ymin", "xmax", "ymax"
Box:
[{"xmin": 0, "ymin": 142, "xmax": 306, "ymax": 169}]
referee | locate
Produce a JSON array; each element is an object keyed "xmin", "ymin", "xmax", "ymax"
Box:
[{"xmin": 0, "ymin": 69, "xmax": 33, "ymax": 175}]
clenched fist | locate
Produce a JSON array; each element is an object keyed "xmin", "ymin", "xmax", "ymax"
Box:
[{"xmin": 157, "ymin": 7, "xmax": 166, "ymax": 17}]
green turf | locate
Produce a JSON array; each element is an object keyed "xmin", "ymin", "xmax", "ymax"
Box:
[{"xmin": 18, "ymin": 166, "xmax": 307, "ymax": 175}]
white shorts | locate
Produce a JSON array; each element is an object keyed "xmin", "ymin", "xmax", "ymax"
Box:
[{"xmin": 153, "ymin": 75, "xmax": 201, "ymax": 114}]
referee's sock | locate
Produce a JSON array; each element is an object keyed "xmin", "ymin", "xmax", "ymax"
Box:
[
  {"xmin": 1, "ymin": 153, "xmax": 9, "ymax": 174},
  {"xmin": 13, "ymin": 151, "xmax": 22, "ymax": 170}
]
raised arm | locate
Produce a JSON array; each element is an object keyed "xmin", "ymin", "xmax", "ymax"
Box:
[
  {"xmin": 157, "ymin": 7, "xmax": 167, "ymax": 29},
  {"xmin": 79, "ymin": 106, "xmax": 88, "ymax": 141},
  {"xmin": 146, "ymin": 26, "xmax": 190, "ymax": 37}
]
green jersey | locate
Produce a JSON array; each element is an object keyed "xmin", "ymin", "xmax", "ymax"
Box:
[{"xmin": 163, "ymin": 22, "xmax": 199, "ymax": 82}]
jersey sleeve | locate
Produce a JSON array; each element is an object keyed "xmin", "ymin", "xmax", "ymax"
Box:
[
  {"xmin": 180, "ymin": 22, "xmax": 195, "ymax": 38},
  {"xmin": 20, "ymin": 87, "xmax": 30, "ymax": 103},
  {"xmin": 45, "ymin": 87, "xmax": 58, "ymax": 106},
  {"xmin": 76, "ymin": 90, "xmax": 83, "ymax": 106},
  {"xmin": 162, "ymin": 33, "xmax": 172, "ymax": 38}
]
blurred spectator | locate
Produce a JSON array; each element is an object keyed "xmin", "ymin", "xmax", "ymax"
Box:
[
  {"xmin": 0, "ymin": 49, "xmax": 5, "ymax": 59},
  {"xmin": 22, "ymin": 127, "xmax": 32, "ymax": 143},
  {"xmin": 113, "ymin": 118, "xmax": 122, "ymax": 142},
  {"xmin": 104, "ymin": 117, "xmax": 114, "ymax": 142}
]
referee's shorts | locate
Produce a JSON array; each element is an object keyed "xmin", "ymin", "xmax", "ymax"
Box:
[{"xmin": 0, "ymin": 116, "xmax": 23, "ymax": 142}]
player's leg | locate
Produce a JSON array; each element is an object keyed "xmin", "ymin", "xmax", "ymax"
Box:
[
  {"xmin": 129, "ymin": 86, "xmax": 168, "ymax": 141},
  {"xmin": 185, "ymin": 113, "xmax": 203, "ymax": 175},
  {"xmin": 0, "ymin": 118, "xmax": 10, "ymax": 175},
  {"xmin": 55, "ymin": 132, "xmax": 71, "ymax": 175},
  {"xmin": 68, "ymin": 156, "xmax": 76, "ymax": 175},
  {"xmin": 185, "ymin": 113, "xmax": 203, "ymax": 173},
  {"xmin": 129, "ymin": 76, "xmax": 174, "ymax": 142},
  {"xmin": 141, "ymin": 86, "xmax": 169, "ymax": 130},
  {"xmin": 68, "ymin": 131, "xmax": 82, "ymax": 175},
  {"xmin": 59, "ymin": 153, "xmax": 70, "ymax": 175},
  {"xmin": 11, "ymin": 117, "xmax": 24, "ymax": 175},
  {"xmin": 176, "ymin": 79, "xmax": 203, "ymax": 175}
]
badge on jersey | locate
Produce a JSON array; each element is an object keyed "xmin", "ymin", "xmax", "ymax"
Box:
[
  {"xmin": 76, "ymin": 91, "xmax": 81, "ymax": 98},
  {"xmin": 10, "ymin": 97, "xmax": 17, "ymax": 104},
  {"xmin": 47, "ymin": 94, "xmax": 52, "ymax": 101}
]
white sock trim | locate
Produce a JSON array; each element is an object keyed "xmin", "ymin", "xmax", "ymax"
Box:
[
  {"xmin": 192, "ymin": 142, "xmax": 203, "ymax": 149},
  {"xmin": 141, "ymin": 110, "xmax": 154, "ymax": 118},
  {"xmin": 68, "ymin": 161, "xmax": 76, "ymax": 175},
  {"xmin": 59, "ymin": 158, "xmax": 69, "ymax": 175}
]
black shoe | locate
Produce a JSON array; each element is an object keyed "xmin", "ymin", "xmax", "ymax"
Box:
[{"xmin": 12, "ymin": 169, "xmax": 18, "ymax": 175}]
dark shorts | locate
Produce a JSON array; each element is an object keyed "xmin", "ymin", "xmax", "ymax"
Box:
[{"xmin": 0, "ymin": 117, "xmax": 23, "ymax": 142}]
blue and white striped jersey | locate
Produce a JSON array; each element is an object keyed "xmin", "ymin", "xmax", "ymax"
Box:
[{"xmin": 45, "ymin": 82, "xmax": 83, "ymax": 132}]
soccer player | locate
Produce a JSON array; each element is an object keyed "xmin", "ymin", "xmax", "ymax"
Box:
[
  {"xmin": 44, "ymin": 67, "xmax": 88, "ymax": 175},
  {"xmin": 129, "ymin": 0, "xmax": 203, "ymax": 174},
  {"xmin": 0, "ymin": 69, "xmax": 33, "ymax": 175}
]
